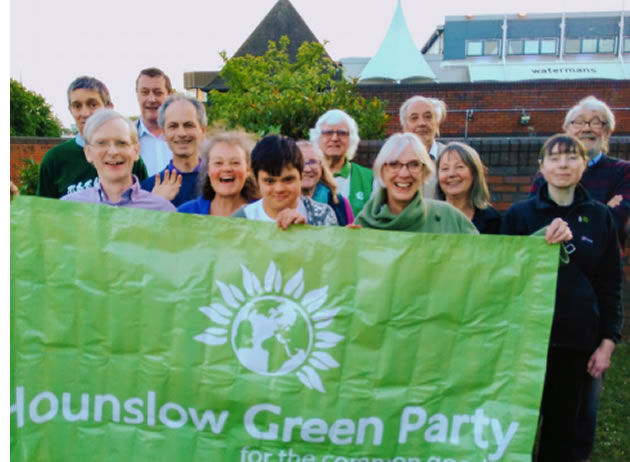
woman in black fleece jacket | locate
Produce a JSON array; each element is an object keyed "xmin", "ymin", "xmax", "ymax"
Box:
[{"xmin": 501, "ymin": 134, "xmax": 622, "ymax": 462}]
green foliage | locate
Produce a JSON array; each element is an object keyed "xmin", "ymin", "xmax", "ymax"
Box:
[
  {"xmin": 207, "ymin": 36, "xmax": 388, "ymax": 140},
  {"xmin": 10, "ymin": 79, "xmax": 63, "ymax": 137},
  {"xmin": 17, "ymin": 158, "xmax": 40, "ymax": 195}
]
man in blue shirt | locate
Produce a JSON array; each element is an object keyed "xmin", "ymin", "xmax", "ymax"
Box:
[{"xmin": 141, "ymin": 94, "xmax": 206, "ymax": 207}]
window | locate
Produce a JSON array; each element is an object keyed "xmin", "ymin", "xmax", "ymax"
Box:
[
  {"xmin": 524, "ymin": 40, "xmax": 539, "ymax": 54},
  {"xmin": 466, "ymin": 41, "xmax": 482, "ymax": 56},
  {"xmin": 625, "ymin": 38, "xmax": 630, "ymax": 52},
  {"xmin": 508, "ymin": 40, "xmax": 523, "ymax": 54},
  {"xmin": 507, "ymin": 38, "xmax": 558, "ymax": 55},
  {"xmin": 465, "ymin": 39, "xmax": 500, "ymax": 57},
  {"xmin": 540, "ymin": 39, "xmax": 557, "ymax": 54},
  {"xmin": 566, "ymin": 37, "xmax": 617, "ymax": 54}
]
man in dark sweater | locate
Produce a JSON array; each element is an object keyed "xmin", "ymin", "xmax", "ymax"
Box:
[
  {"xmin": 141, "ymin": 94, "xmax": 206, "ymax": 207},
  {"xmin": 529, "ymin": 96, "xmax": 628, "ymax": 462},
  {"xmin": 36, "ymin": 76, "xmax": 148, "ymax": 198}
]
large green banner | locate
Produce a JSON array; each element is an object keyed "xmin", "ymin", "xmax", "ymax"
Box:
[{"xmin": 11, "ymin": 197, "xmax": 559, "ymax": 462}]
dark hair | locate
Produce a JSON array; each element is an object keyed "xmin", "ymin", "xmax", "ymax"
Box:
[
  {"xmin": 136, "ymin": 67, "xmax": 173, "ymax": 94},
  {"xmin": 67, "ymin": 76, "xmax": 112, "ymax": 107},
  {"xmin": 539, "ymin": 134, "xmax": 587, "ymax": 162},
  {"xmin": 251, "ymin": 135, "xmax": 304, "ymax": 179},
  {"xmin": 199, "ymin": 130, "xmax": 259, "ymax": 201}
]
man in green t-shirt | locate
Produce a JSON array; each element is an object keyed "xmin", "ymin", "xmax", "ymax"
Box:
[
  {"xmin": 36, "ymin": 76, "xmax": 147, "ymax": 198},
  {"xmin": 309, "ymin": 109, "xmax": 375, "ymax": 216}
]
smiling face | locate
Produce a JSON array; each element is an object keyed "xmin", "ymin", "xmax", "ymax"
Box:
[
  {"xmin": 163, "ymin": 100, "xmax": 205, "ymax": 159},
  {"xmin": 85, "ymin": 118, "xmax": 139, "ymax": 186},
  {"xmin": 69, "ymin": 89, "xmax": 108, "ymax": 136},
  {"xmin": 565, "ymin": 108, "xmax": 610, "ymax": 156},
  {"xmin": 136, "ymin": 75, "xmax": 169, "ymax": 127},
  {"xmin": 381, "ymin": 145, "xmax": 425, "ymax": 214},
  {"xmin": 257, "ymin": 166, "xmax": 302, "ymax": 218},
  {"xmin": 300, "ymin": 145, "xmax": 323, "ymax": 194},
  {"xmin": 318, "ymin": 121, "xmax": 350, "ymax": 163},
  {"xmin": 438, "ymin": 150, "xmax": 474, "ymax": 200},
  {"xmin": 208, "ymin": 142, "xmax": 249, "ymax": 199},
  {"xmin": 402, "ymin": 99, "xmax": 439, "ymax": 150},
  {"xmin": 540, "ymin": 143, "xmax": 587, "ymax": 190}
]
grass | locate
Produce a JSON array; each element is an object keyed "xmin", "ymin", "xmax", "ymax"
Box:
[{"xmin": 592, "ymin": 341, "xmax": 630, "ymax": 462}]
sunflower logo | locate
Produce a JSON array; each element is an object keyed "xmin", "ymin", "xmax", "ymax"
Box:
[{"xmin": 195, "ymin": 262, "xmax": 344, "ymax": 393}]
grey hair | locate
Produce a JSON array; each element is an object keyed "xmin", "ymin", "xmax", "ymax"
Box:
[
  {"xmin": 158, "ymin": 93, "xmax": 207, "ymax": 129},
  {"xmin": 563, "ymin": 95, "xmax": 616, "ymax": 133},
  {"xmin": 373, "ymin": 133, "xmax": 435, "ymax": 189},
  {"xmin": 436, "ymin": 142, "xmax": 490, "ymax": 210},
  {"xmin": 83, "ymin": 109, "xmax": 138, "ymax": 144},
  {"xmin": 399, "ymin": 96, "xmax": 447, "ymax": 134},
  {"xmin": 67, "ymin": 76, "xmax": 112, "ymax": 107},
  {"xmin": 309, "ymin": 109, "xmax": 360, "ymax": 160}
]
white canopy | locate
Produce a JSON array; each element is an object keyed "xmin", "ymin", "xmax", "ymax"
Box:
[{"xmin": 359, "ymin": 0, "xmax": 436, "ymax": 83}]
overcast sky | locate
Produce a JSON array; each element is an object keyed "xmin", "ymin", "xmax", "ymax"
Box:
[{"xmin": 10, "ymin": 0, "xmax": 628, "ymax": 128}]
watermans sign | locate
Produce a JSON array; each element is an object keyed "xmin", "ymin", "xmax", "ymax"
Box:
[{"xmin": 10, "ymin": 197, "xmax": 559, "ymax": 461}]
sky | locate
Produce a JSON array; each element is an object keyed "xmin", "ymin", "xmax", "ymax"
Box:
[{"xmin": 9, "ymin": 0, "xmax": 629, "ymax": 129}]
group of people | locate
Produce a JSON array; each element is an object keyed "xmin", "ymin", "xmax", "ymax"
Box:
[{"xmin": 29, "ymin": 68, "xmax": 626, "ymax": 462}]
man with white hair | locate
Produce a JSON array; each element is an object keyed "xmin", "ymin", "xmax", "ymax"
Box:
[
  {"xmin": 310, "ymin": 109, "xmax": 374, "ymax": 215},
  {"xmin": 399, "ymin": 95, "xmax": 448, "ymax": 199},
  {"xmin": 61, "ymin": 109, "xmax": 175, "ymax": 211}
]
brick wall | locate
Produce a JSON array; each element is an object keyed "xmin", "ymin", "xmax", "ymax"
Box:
[
  {"xmin": 10, "ymin": 137, "xmax": 66, "ymax": 187},
  {"xmin": 357, "ymin": 80, "xmax": 630, "ymax": 137}
]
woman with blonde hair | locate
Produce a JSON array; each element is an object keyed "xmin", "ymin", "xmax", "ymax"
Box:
[
  {"xmin": 297, "ymin": 140, "xmax": 354, "ymax": 225},
  {"xmin": 436, "ymin": 142, "xmax": 501, "ymax": 234},
  {"xmin": 178, "ymin": 129, "xmax": 258, "ymax": 216}
]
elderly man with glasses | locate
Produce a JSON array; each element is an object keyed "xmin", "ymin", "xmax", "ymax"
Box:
[
  {"xmin": 310, "ymin": 109, "xmax": 375, "ymax": 216},
  {"xmin": 61, "ymin": 109, "xmax": 175, "ymax": 212}
]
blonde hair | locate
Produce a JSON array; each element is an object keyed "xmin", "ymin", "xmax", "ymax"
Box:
[{"xmin": 296, "ymin": 140, "xmax": 339, "ymax": 204}]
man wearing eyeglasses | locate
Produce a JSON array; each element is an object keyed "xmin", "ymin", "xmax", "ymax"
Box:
[
  {"xmin": 310, "ymin": 109, "xmax": 375, "ymax": 216},
  {"xmin": 61, "ymin": 109, "xmax": 175, "ymax": 211},
  {"xmin": 530, "ymin": 95, "xmax": 629, "ymax": 462},
  {"xmin": 37, "ymin": 76, "xmax": 148, "ymax": 198}
]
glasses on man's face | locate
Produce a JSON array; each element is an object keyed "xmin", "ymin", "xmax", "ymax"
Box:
[
  {"xmin": 321, "ymin": 129, "xmax": 350, "ymax": 138},
  {"xmin": 569, "ymin": 117, "xmax": 606, "ymax": 130},
  {"xmin": 303, "ymin": 159, "xmax": 321, "ymax": 170},
  {"xmin": 90, "ymin": 139, "xmax": 133, "ymax": 150},
  {"xmin": 384, "ymin": 160, "xmax": 422, "ymax": 173}
]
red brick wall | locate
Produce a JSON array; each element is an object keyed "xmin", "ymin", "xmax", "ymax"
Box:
[
  {"xmin": 357, "ymin": 80, "xmax": 630, "ymax": 137},
  {"xmin": 10, "ymin": 137, "xmax": 66, "ymax": 187}
]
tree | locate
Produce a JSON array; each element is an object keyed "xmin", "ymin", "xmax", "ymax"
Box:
[
  {"xmin": 207, "ymin": 37, "xmax": 388, "ymax": 140},
  {"xmin": 10, "ymin": 79, "xmax": 63, "ymax": 137}
]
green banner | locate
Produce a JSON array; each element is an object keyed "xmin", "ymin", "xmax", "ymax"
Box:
[{"xmin": 11, "ymin": 196, "xmax": 559, "ymax": 462}]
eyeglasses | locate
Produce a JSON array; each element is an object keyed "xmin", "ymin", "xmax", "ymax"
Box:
[
  {"xmin": 321, "ymin": 129, "xmax": 350, "ymax": 138},
  {"xmin": 303, "ymin": 159, "xmax": 321, "ymax": 169},
  {"xmin": 89, "ymin": 139, "xmax": 133, "ymax": 150},
  {"xmin": 569, "ymin": 117, "xmax": 606, "ymax": 129},
  {"xmin": 384, "ymin": 160, "xmax": 422, "ymax": 173}
]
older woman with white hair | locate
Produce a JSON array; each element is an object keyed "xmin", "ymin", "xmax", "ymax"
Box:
[
  {"xmin": 354, "ymin": 133, "xmax": 477, "ymax": 234},
  {"xmin": 310, "ymin": 109, "xmax": 374, "ymax": 216}
]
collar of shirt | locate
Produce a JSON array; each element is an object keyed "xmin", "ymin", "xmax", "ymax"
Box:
[
  {"xmin": 334, "ymin": 158, "xmax": 351, "ymax": 179},
  {"xmin": 96, "ymin": 175, "xmax": 141, "ymax": 205},
  {"xmin": 165, "ymin": 158, "xmax": 202, "ymax": 175},
  {"xmin": 137, "ymin": 118, "xmax": 164, "ymax": 140},
  {"xmin": 588, "ymin": 152, "xmax": 604, "ymax": 167},
  {"xmin": 74, "ymin": 133, "xmax": 85, "ymax": 148},
  {"xmin": 429, "ymin": 141, "xmax": 439, "ymax": 161}
]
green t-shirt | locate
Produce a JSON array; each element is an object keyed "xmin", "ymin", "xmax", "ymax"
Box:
[{"xmin": 36, "ymin": 137, "xmax": 148, "ymax": 198}]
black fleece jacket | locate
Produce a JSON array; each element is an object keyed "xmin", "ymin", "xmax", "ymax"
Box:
[{"xmin": 501, "ymin": 183, "xmax": 623, "ymax": 352}]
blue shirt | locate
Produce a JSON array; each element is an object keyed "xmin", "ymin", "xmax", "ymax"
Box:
[
  {"xmin": 137, "ymin": 119, "xmax": 173, "ymax": 177},
  {"xmin": 141, "ymin": 159, "xmax": 202, "ymax": 207},
  {"xmin": 61, "ymin": 175, "xmax": 176, "ymax": 211}
]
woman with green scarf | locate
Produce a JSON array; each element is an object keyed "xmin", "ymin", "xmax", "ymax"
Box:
[{"xmin": 354, "ymin": 133, "xmax": 478, "ymax": 234}]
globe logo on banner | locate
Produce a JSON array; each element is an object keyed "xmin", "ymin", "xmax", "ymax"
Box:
[{"xmin": 194, "ymin": 262, "xmax": 344, "ymax": 393}]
